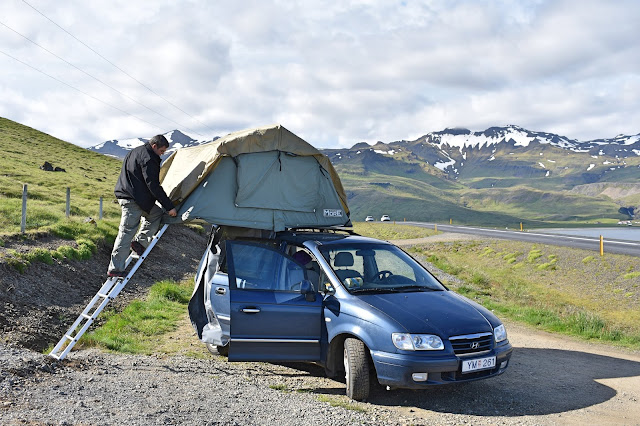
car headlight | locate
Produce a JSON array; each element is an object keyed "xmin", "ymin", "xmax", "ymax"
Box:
[
  {"xmin": 494, "ymin": 324, "xmax": 507, "ymax": 343},
  {"xmin": 392, "ymin": 333, "xmax": 444, "ymax": 351}
]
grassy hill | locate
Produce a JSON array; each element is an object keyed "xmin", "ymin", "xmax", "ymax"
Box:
[{"xmin": 0, "ymin": 117, "xmax": 122, "ymax": 241}]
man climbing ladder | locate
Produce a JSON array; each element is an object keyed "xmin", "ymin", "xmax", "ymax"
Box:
[{"xmin": 108, "ymin": 134, "xmax": 177, "ymax": 278}]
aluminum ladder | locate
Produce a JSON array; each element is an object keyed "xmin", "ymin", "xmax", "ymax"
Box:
[{"xmin": 49, "ymin": 224, "xmax": 169, "ymax": 360}]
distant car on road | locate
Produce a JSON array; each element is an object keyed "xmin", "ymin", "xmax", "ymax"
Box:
[
  {"xmin": 380, "ymin": 214, "xmax": 391, "ymax": 222},
  {"xmin": 365, "ymin": 216, "xmax": 374, "ymax": 222}
]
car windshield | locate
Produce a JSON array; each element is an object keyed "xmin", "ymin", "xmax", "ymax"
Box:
[{"xmin": 318, "ymin": 243, "xmax": 446, "ymax": 294}]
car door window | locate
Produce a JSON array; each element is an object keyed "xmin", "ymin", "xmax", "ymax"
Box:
[{"xmin": 227, "ymin": 242, "xmax": 306, "ymax": 292}]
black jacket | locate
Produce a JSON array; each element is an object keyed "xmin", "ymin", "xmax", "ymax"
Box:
[{"xmin": 114, "ymin": 143, "xmax": 174, "ymax": 213}]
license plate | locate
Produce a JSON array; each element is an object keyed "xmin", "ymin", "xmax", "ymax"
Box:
[{"xmin": 461, "ymin": 356, "xmax": 496, "ymax": 373}]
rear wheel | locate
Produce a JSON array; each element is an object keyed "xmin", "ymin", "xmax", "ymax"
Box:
[
  {"xmin": 206, "ymin": 343, "xmax": 229, "ymax": 356},
  {"xmin": 343, "ymin": 338, "xmax": 370, "ymax": 401}
]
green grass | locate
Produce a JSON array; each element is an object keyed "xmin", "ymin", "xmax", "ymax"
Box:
[
  {"xmin": 81, "ymin": 279, "xmax": 192, "ymax": 354},
  {"xmin": 408, "ymin": 240, "xmax": 640, "ymax": 349},
  {"xmin": 269, "ymin": 384, "xmax": 288, "ymax": 391},
  {"xmin": 317, "ymin": 395, "xmax": 367, "ymax": 412},
  {"xmin": 353, "ymin": 222, "xmax": 438, "ymax": 240}
]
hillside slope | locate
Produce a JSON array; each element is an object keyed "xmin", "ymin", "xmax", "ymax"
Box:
[{"xmin": 0, "ymin": 117, "xmax": 123, "ymax": 234}]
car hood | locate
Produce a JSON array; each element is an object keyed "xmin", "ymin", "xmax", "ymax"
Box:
[{"xmin": 357, "ymin": 290, "xmax": 493, "ymax": 337}]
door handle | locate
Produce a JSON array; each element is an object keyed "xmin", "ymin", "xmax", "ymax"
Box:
[
  {"xmin": 215, "ymin": 287, "xmax": 226, "ymax": 295},
  {"xmin": 241, "ymin": 307, "xmax": 261, "ymax": 314}
]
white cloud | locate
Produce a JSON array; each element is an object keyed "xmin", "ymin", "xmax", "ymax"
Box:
[{"xmin": 0, "ymin": 0, "xmax": 639, "ymax": 148}]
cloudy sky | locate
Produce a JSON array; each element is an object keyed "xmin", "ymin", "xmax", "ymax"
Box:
[{"xmin": 1, "ymin": 0, "xmax": 639, "ymax": 149}]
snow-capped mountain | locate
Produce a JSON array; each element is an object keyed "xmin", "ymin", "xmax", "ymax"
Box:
[
  {"xmin": 422, "ymin": 124, "xmax": 640, "ymax": 153},
  {"xmin": 324, "ymin": 125, "xmax": 640, "ymax": 184},
  {"xmin": 88, "ymin": 130, "xmax": 215, "ymax": 159}
]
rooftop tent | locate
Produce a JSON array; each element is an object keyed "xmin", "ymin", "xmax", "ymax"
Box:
[{"xmin": 159, "ymin": 124, "xmax": 351, "ymax": 231}]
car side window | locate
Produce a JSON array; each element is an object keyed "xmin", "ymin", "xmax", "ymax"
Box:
[
  {"xmin": 227, "ymin": 242, "xmax": 307, "ymax": 292},
  {"xmin": 319, "ymin": 269, "xmax": 334, "ymax": 294},
  {"xmin": 280, "ymin": 256, "xmax": 308, "ymax": 292},
  {"xmin": 229, "ymin": 244, "xmax": 279, "ymax": 290}
]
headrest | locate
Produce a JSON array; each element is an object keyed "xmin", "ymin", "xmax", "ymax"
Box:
[
  {"xmin": 293, "ymin": 250, "xmax": 312, "ymax": 265},
  {"xmin": 334, "ymin": 252, "xmax": 354, "ymax": 267}
]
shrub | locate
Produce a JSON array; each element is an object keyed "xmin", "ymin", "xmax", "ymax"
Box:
[
  {"xmin": 479, "ymin": 247, "xmax": 495, "ymax": 257},
  {"xmin": 527, "ymin": 249, "xmax": 543, "ymax": 263},
  {"xmin": 26, "ymin": 248, "xmax": 53, "ymax": 265},
  {"xmin": 149, "ymin": 280, "xmax": 191, "ymax": 304},
  {"xmin": 56, "ymin": 245, "xmax": 77, "ymax": 259},
  {"xmin": 471, "ymin": 272, "xmax": 490, "ymax": 287}
]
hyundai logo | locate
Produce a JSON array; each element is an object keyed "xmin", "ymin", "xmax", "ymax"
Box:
[{"xmin": 470, "ymin": 342, "xmax": 480, "ymax": 350}]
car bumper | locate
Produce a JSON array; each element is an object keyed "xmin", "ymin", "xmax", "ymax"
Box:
[{"xmin": 370, "ymin": 342, "xmax": 513, "ymax": 389}]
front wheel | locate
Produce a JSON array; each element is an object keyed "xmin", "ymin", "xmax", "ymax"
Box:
[{"xmin": 343, "ymin": 338, "xmax": 370, "ymax": 401}]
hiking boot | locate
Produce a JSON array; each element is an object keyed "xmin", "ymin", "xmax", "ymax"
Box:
[
  {"xmin": 131, "ymin": 241, "xmax": 145, "ymax": 256},
  {"xmin": 107, "ymin": 270, "xmax": 125, "ymax": 278}
]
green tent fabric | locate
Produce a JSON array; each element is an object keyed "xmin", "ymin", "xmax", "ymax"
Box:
[{"xmin": 160, "ymin": 124, "xmax": 351, "ymax": 231}]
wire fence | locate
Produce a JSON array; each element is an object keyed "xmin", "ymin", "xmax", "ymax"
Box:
[{"xmin": 20, "ymin": 184, "xmax": 103, "ymax": 233}]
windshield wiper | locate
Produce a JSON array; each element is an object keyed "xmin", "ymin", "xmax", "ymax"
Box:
[
  {"xmin": 348, "ymin": 287, "xmax": 402, "ymax": 294},
  {"xmin": 392, "ymin": 285, "xmax": 442, "ymax": 292}
]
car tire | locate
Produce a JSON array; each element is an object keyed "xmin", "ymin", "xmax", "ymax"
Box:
[
  {"xmin": 206, "ymin": 343, "xmax": 229, "ymax": 357},
  {"xmin": 343, "ymin": 338, "xmax": 370, "ymax": 401}
]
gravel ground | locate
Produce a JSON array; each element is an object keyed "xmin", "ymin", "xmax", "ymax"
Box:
[
  {"xmin": 2, "ymin": 319, "xmax": 639, "ymax": 425},
  {"xmin": 1, "ymin": 230, "xmax": 640, "ymax": 425}
]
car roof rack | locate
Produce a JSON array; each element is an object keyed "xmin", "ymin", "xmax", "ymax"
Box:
[{"xmin": 284, "ymin": 226, "xmax": 360, "ymax": 236}]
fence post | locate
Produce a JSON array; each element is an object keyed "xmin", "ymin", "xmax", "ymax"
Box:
[
  {"xmin": 99, "ymin": 196, "xmax": 103, "ymax": 220},
  {"xmin": 21, "ymin": 184, "xmax": 27, "ymax": 233},
  {"xmin": 66, "ymin": 187, "xmax": 70, "ymax": 218}
]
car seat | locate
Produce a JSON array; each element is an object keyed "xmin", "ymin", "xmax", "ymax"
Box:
[{"xmin": 333, "ymin": 252, "xmax": 362, "ymax": 284}]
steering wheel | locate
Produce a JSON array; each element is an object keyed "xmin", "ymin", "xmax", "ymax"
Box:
[{"xmin": 375, "ymin": 270, "xmax": 394, "ymax": 281}]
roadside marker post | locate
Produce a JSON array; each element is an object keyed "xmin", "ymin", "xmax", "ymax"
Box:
[
  {"xmin": 434, "ymin": 224, "xmax": 437, "ymax": 232},
  {"xmin": 600, "ymin": 235, "xmax": 604, "ymax": 256},
  {"xmin": 65, "ymin": 187, "xmax": 70, "ymax": 218},
  {"xmin": 21, "ymin": 184, "xmax": 27, "ymax": 233},
  {"xmin": 520, "ymin": 222, "xmax": 523, "ymax": 232}
]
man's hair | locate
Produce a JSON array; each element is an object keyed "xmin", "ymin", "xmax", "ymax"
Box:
[{"xmin": 149, "ymin": 134, "xmax": 169, "ymax": 148}]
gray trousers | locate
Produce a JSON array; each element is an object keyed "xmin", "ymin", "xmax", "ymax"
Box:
[{"xmin": 108, "ymin": 199, "xmax": 164, "ymax": 273}]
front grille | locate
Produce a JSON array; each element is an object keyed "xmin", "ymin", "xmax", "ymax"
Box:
[{"xmin": 449, "ymin": 332, "xmax": 493, "ymax": 356}]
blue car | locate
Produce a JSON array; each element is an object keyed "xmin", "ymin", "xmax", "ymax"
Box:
[{"xmin": 191, "ymin": 229, "xmax": 512, "ymax": 401}]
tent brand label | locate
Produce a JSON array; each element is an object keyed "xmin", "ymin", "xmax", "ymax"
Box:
[{"xmin": 323, "ymin": 209, "xmax": 343, "ymax": 218}]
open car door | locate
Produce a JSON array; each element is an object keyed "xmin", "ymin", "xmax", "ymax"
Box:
[{"xmin": 225, "ymin": 241, "xmax": 323, "ymax": 362}]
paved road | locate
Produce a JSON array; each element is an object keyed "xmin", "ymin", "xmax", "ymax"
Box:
[{"xmin": 401, "ymin": 221, "xmax": 640, "ymax": 257}]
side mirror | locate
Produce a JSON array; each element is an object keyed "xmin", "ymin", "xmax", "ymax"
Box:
[{"xmin": 300, "ymin": 279, "xmax": 316, "ymax": 302}]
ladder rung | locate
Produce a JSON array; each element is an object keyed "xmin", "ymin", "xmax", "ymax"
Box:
[
  {"xmin": 97, "ymin": 293, "xmax": 111, "ymax": 299},
  {"xmin": 64, "ymin": 334, "xmax": 76, "ymax": 342},
  {"xmin": 81, "ymin": 314, "xmax": 92, "ymax": 320}
]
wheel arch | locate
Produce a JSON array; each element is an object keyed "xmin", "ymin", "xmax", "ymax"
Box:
[{"xmin": 325, "ymin": 332, "xmax": 376, "ymax": 379}]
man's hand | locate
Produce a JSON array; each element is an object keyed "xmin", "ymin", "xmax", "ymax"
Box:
[{"xmin": 167, "ymin": 208, "xmax": 178, "ymax": 217}]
